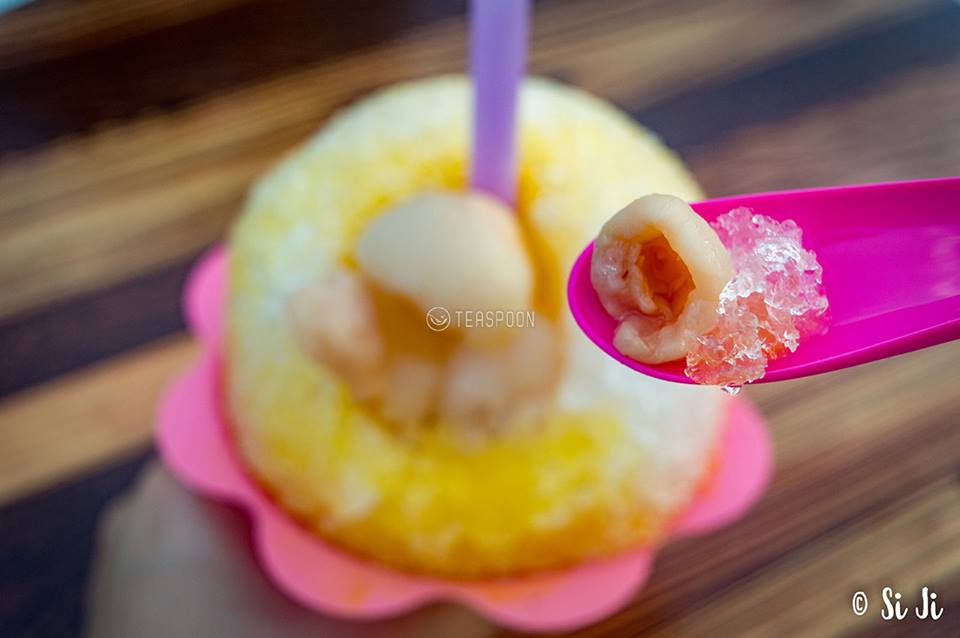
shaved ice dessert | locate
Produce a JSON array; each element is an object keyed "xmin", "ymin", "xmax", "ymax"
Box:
[
  {"xmin": 226, "ymin": 76, "xmax": 733, "ymax": 577},
  {"xmin": 591, "ymin": 195, "xmax": 828, "ymax": 391},
  {"xmin": 685, "ymin": 208, "xmax": 829, "ymax": 389}
]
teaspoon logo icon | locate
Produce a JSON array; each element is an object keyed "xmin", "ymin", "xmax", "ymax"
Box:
[{"xmin": 426, "ymin": 307, "xmax": 452, "ymax": 332}]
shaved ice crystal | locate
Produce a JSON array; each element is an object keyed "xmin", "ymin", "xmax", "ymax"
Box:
[{"xmin": 685, "ymin": 207, "xmax": 829, "ymax": 389}]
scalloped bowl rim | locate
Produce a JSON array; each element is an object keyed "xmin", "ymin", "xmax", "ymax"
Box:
[{"xmin": 154, "ymin": 246, "xmax": 773, "ymax": 632}]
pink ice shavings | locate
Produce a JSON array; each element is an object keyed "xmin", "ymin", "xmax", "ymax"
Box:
[
  {"xmin": 156, "ymin": 246, "xmax": 774, "ymax": 633},
  {"xmin": 685, "ymin": 208, "xmax": 829, "ymax": 391}
]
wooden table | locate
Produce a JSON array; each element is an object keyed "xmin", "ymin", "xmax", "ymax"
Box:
[{"xmin": 1, "ymin": 1, "xmax": 959, "ymax": 636}]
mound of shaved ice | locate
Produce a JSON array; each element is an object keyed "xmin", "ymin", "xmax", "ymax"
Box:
[{"xmin": 685, "ymin": 207, "xmax": 828, "ymax": 391}]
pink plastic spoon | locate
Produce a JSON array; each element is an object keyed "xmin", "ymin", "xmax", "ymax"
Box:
[{"xmin": 568, "ymin": 177, "xmax": 960, "ymax": 384}]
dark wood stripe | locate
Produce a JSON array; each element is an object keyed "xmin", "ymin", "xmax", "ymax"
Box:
[
  {"xmin": 0, "ymin": 255, "xmax": 195, "ymax": 398},
  {"xmin": 0, "ymin": 0, "xmax": 256, "ymax": 71},
  {"xmin": 633, "ymin": 1, "xmax": 960, "ymax": 153},
  {"xmin": 0, "ymin": 450, "xmax": 152, "ymax": 638},
  {"xmin": 0, "ymin": 0, "xmax": 466, "ymax": 154}
]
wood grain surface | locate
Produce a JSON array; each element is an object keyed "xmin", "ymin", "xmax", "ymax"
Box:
[{"xmin": 1, "ymin": 1, "xmax": 958, "ymax": 636}]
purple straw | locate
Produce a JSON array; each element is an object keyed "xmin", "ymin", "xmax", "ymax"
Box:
[{"xmin": 469, "ymin": 0, "xmax": 530, "ymax": 208}]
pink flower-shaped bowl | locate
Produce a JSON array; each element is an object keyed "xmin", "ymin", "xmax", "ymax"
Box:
[{"xmin": 155, "ymin": 246, "xmax": 773, "ymax": 633}]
